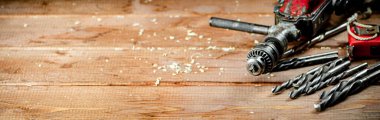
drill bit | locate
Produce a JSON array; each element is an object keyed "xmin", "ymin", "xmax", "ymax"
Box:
[
  {"xmin": 308, "ymin": 61, "xmax": 351, "ymax": 87},
  {"xmin": 319, "ymin": 62, "xmax": 380, "ymax": 100},
  {"xmin": 271, "ymin": 66, "xmax": 320, "ymax": 94},
  {"xmin": 272, "ymin": 51, "xmax": 338, "ymax": 72},
  {"xmin": 305, "ymin": 63, "xmax": 368, "ymax": 95},
  {"xmin": 289, "ymin": 60, "xmax": 351, "ymax": 99},
  {"xmin": 314, "ymin": 69, "xmax": 380, "ymax": 111},
  {"xmin": 292, "ymin": 58, "xmax": 346, "ymax": 88}
]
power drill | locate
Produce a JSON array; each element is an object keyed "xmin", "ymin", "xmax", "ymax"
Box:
[{"xmin": 209, "ymin": 0, "xmax": 366, "ymax": 76}]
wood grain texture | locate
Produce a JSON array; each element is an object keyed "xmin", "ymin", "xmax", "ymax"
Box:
[
  {"xmin": 1, "ymin": 86, "xmax": 380, "ymax": 119},
  {"xmin": 0, "ymin": 0, "xmax": 275, "ymax": 15},
  {"xmin": 0, "ymin": 0, "xmax": 380, "ymax": 119},
  {"xmin": 0, "ymin": 48, "xmax": 353, "ymax": 84}
]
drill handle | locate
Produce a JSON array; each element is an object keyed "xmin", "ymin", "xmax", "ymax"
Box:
[{"xmin": 209, "ymin": 17, "xmax": 270, "ymax": 35}]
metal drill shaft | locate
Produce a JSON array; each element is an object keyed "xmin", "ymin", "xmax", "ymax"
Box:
[
  {"xmin": 308, "ymin": 60, "xmax": 351, "ymax": 87},
  {"xmin": 305, "ymin": 63, "xmax": 368, "ymax": 95},
  {"xmin": 272, "ymin": 66, "xmax": 320, "ymax": 94},
  {"xmin": 320, "ymin": 62, "xmax": 380, "ymax": 100},
  {"xmin": 289, "ymin": 60, "xmax": 351, "ymax": 99},
  {"xmin": 292, "ymin": 58, "xmax": 346, "ymax": 88},
  {"xmin": 320, "ymin": 69, "xmax": 368, "ymax": 100},
  {"xmin": 272, "ymin": 51, "xmax": 338, "ymax": 72},
  {"xmin": 314, "ymin": 69, "xmax": 380, "ymax": 111},
  {"xmin": 209, "ymin": 17, "xmax": 270, "ymax": 35}
]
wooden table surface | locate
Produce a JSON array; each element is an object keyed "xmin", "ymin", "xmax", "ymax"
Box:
[{"xmin": 0, "ymin": 0, "xmax": 379, "ymax": 119}]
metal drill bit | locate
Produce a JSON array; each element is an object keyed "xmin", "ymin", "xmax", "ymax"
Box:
[
  {"xmin": 305, "ymin": 63, "xmax": 368, "ymax": 95},
  {"xmin": 292, "ymin": 58, "xmax": 346, "ymax": 88},
  {"xmin": 271, "ymin": 66, "xmax": 320, "ymax": 94},
  {"xmin": 272, "ymin": 51, "xmax": 338, "ymax": 72},
  {"xmin": 319, "ymin": 62, "xmax": 380, "ymax": 100},
  {"xmin": 308, "ymin": 61, "xmax": 351, "ymax": 87},
  {"xmin": 314, "ymin": 69, "xmax": 380, "ymax": 111},
  {"xmin": 289, "ymin": 60, "xmax": 351, "ymax": 99}
]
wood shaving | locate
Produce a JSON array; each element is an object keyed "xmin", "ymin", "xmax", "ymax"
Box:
[
  {"xmin": 74, "ymin": 21, "xmax": 81, "ymax": 25},
  {"xmin": 155, "ymin": 77, "xmax": 161, "ymax": 86},
  {"xmin": 138, "ymin": 29, "xmax": 144, "ymax": 36},
  {"xmin": 116, "ymin": 15, "xmax": 125, "ymax": 19},
  {"xmin": 222, "ymin": 47, "xmax": 235, "ymax": 52},
  {"xmin": 320, "ymin": 47, "xmax": 331, "ymax": 50},
  {"xmin": 169, "ymin": 36, "xmax": 175, "ymax": 40},
  {"xmin": 132, "ymin": 23, "xmax": 140, "ymax": 27},
  {"xmin": 187, "ymin": 30, "xmax": 198, "ymax": 38},
  {"xmin": 185, "ymin": 37, "xmax": 191, "ymax": 41},
  {"xmin": 97, "ymin": 18, "xmax": 102, "ymax": 22},
  {"xmin": 114, "ymin": 48, "xmax": 123, "ymax": 51},
  {"xmin": 254, "ymin": 40, "xmax": 259, "ymax": 44}
]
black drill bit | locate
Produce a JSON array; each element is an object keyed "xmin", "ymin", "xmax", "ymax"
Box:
[
  {"xmin": 289, "ymin": 60, "xmax": 351, "ymax": 99},
  {"xmin": 319, "ymin": 62, "xmax": 380, "ymax": 100},
  {"xmin": 314, "ymin": 69, "xmax": 380, "ymax": 111},
  {"xmin": 271, "ymin": 66, "xmax": 320, "ymax": 94},
  {"xmin": 292, "ymin": 58, "xmax": 346, "ymax": 88},
  {"xmin": 308, "ymin": 61, "xmax": 352, "ymax": 87},
  {"xmin": 272, "ymin": 51, "xmax": 338, "ymax": 72},
  {"xmin": 305, "ymin": 63, "xmax": 368, "ymax": 95}
]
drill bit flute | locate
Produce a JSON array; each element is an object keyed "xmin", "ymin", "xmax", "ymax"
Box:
[
  {"xmin": 305, "ymin": 63, "xmax": 368, "ymax": 95},
  {"xmin": 292, "ymin": 58, "xmax": 347, "ymax": 88},
  {"xmin": 320, "ymin": 63, "xmax": 380, "ymax": 100},
  {"xmin": 271, "ymin": 57, "xmax": 344, "ymax": 94},
  {"xmin": 272, "ymin": 51, "xmax": 338, "ymax": 72},
  {"xmin": 289, "ymin": 60, "xmax": 351, "ymax": 99},
  {"xmin": 314, "ymin": 69, "xmax": 380, "ymax": 111}
]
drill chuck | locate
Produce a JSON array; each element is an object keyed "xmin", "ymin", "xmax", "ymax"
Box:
[
  {"xmin": 247, "ymin": 23, "xmax": 299, "ymax": 75},
  {"xmin": 209, "ymin": 17, "xmax": 299, "ymax": 76}
]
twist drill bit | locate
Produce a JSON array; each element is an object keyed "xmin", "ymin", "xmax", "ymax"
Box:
[
  {"xmin": 319, "ymin": 62, "xmax": 380, "ymax": 100},
  {"xmin": 292, "ymin": 58, "xmax": 346, "ymax": 88},
  {"xmin": 289, "ymin": 60, "xmax": 351, "ymax": 99},
  {"xmin": 308, "ymin": 61, "xmax": 351, "ymax": 87},
  {"xmin": 314, "ymin": 69, "xmax": 380, "ymax": 111},
  {"xmin": 305, "ymin": 63, "xmax": 368, "ymax": 95},
  {"xmin": 272, "ymin": 67, "xmax": 320, "ymax": 94},
  {"xmin": 272, "ymin": 51, "xmax": 338, "ymax": 72},
  {"xmin": 320, "ymin": 69, "xmax": 368, "ymax": 100}
]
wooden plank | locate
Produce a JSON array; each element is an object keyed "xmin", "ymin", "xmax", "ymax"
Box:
[
  {"xmin": 0, "ymin": 85, "xmax": 379, "ymax": 119},
  {"xmin": 0, "ymin": 0, "xmax": 275, "ymax": 15},
  {"xmin": 3, "ymin": 15, "xmax": 379, "ymax": 48},
  {"xmin": 0, "ymin": 15, "xmax": 270, "ymax": 48},
  {"xmin": 0, "ymin": 47, "xmax": 377, "ymax": 84}
]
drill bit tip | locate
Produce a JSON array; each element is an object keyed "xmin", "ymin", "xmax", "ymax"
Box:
[{"xmin": 314, "ymin": 104, "xmax": 322, "ymax": 111}]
